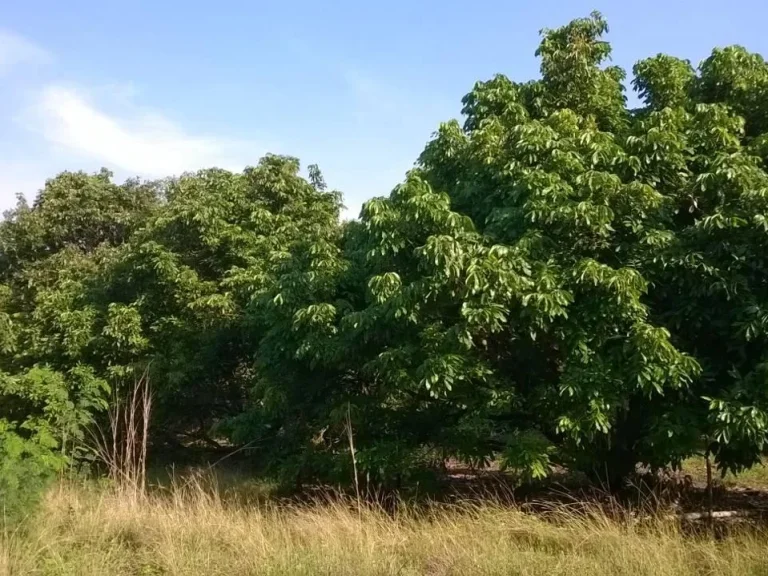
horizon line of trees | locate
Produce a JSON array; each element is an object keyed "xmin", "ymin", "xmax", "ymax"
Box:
[{"xmin": 2, "ymin": 12, "xmax": 768, "ymax": 513}]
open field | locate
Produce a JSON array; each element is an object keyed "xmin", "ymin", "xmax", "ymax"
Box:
[
  {"xmin": 3, "ymin": 478, "xmax": 768, "ymax": 576},
  {"xmin": 682, "ymin": 458, "xmax": 768, "ymax": 491}
]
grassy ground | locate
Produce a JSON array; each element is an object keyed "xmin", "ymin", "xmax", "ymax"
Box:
[
  {"xmin": 3, "ymin": 478, "xmax": 768, "ymax": 576},
  {"xmin": 682, "ymin": 457, "xmax": 768, "ymax": 490}
]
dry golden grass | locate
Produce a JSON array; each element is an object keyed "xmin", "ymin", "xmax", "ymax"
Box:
[{"xmin": 3, "ymin": 477, "xmax": 768, "ymax": 576}]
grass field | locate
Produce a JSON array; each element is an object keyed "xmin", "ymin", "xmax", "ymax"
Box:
[
  {"xmin": 3, "ymin": 477, "xmax": 768, "ymax": 576},
  {"xmin": 682, "ymin": 458, "xmax": 768, "ymax": 491}
]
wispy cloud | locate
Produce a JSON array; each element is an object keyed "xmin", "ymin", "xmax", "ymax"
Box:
[
  {"xmin": 0, "ymin": 30, "xmax": 51, "ymax": 76},
  {"xmin": 27, "ymin": 85, "xmax": 265, "ymax": 177}
]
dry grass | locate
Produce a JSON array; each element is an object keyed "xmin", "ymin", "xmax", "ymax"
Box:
[{"xmin": 3, "ymin": 478, "xmax": 768, "ymax": 576}]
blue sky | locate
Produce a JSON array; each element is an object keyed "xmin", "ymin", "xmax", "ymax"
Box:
[{"xmin": 1, "ymin": 1, "xmax": 766, "ymax": 219}]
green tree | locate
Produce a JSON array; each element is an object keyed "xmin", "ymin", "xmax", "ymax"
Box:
[
  {"xmin": 88, "ymin": 157, "xmax": 344, "ymax": 450},
  {"xmin": 0, "ymin": 170, "xmax": 155, "ymax": 516},
  {"xmin": 413, "ymin": 11, "xmax": 768, "ymax": 479}
]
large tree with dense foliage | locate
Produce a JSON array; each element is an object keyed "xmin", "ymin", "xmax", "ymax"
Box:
[
  {"xmin": 413, "ymin": 11, "xmax": 768, "ymax": 478},
  {"xmin": 0, "ymin": 157, "xmax": 344, "ymax": 509},
  {"xmin": 258, "ymin": 11, "xmax": 768, "ymax": 484},
  {"xmin": 0, "ymin": 170, "xmax": 160, "ymax": 514}
]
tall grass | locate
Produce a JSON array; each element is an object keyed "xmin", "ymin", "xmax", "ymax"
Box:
[
  {"xmin": 90, "ymin": 371, "xmax": 152, "ymax": 502},
  {"xmin": 2, "ymin": 478, "xmax": 768, "ymax": 576}
]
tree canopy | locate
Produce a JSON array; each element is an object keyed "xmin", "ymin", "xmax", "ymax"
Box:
[{"xmin": 2, "ymin": 12, "xmax": 768, "ymax": 510}]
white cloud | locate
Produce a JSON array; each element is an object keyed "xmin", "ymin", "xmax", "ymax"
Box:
[
  {"xmin": 0, "ymin": 30, "xmax": 51, "ymax": 76},
  {"xmin": 29, "ymin": 85, "xmax": 265, "ymax": 178}
]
